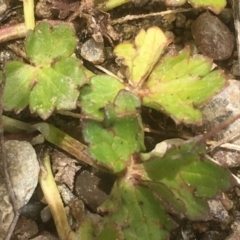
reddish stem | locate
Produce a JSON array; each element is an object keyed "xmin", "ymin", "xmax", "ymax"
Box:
[{"xmin": 0, "ymin": 21, "xmax": 75, "ymax": 44}]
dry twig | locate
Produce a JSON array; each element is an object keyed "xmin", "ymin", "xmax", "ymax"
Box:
[{"xmin": 111, "ymin": 8, "xmax": 193, "ymax": 25}]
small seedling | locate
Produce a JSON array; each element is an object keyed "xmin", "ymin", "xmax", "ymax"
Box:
[
  {"xmin": 76, "ymin": 26, "xmax": 235, "ymax": 239},
  {"xmin": 1, "ymin": 21, "xmax": 236, "ymax": 240}
]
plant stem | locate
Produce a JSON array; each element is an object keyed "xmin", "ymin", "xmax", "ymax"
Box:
[
  {"xmin": 0, "ymin": 21, "xmax": 74, "ymax": 44},
  {"xmin": 39, "ymin": 149, "xmax": 78, "ymax": 240},
  {"xmin": 2, "ymin": 115, "xmax": 34, "ymax": 133},
  {"xmin": 95, "ymin": 0, "xmax": 130, "ymax": 11},
  {"xmin": 0, "ymin": 23, "xmax": 27, "ymax": 43},
  {"xmin": 22, "ymin": 0, "xmax": 35, "ymax": 30}
]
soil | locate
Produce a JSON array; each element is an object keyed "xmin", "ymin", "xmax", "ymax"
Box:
[{"xmin": 1, "ymin": 0, "xmax": 240, "ymax": 240}]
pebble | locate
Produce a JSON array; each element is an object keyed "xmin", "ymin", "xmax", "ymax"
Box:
[
  {"xmin": 175, "ymin": 13, "xmax": 187, "ymax": 28},
  {"xmin": 0, "ymin": 0, "xmax": 8, "ymax": 16},
  {"xmin": 13, "ymin": 217, "xmax": 38, "ymax": 240},
  {"xmin": 75, "ymin": 170, "xmax": 113, "ymax": 211},
  {"xmin": 191, "ymin": 12, "xmax": 234, "ymax": 60},
  {"xmin": 0, "ymin": 141, "xmax": 39, "ymax": 239},
  {"xmin": 225, "ymin": 220, "xmax": 240, "ymax": 240},
  {"xmin": 80, "ymin": 38, "xmax": 106, "ymax": 64},
  {"xmin": 231, "ymin": 62, "xmax": 240, "ymax": 77},
  {"xmin": 200, "ymin": 80, "xmax": 240, "ymax": 168},
  {"xmin": 208, "ymin": 199, "xmax": 230, "ymax": 223},
  {"xmin": 200, "ymin": 231, "xmax": 221, "ymax": 240},
  {"xmin": 31, "ymin": 231, "xmax": 58, "ymax": 240}
]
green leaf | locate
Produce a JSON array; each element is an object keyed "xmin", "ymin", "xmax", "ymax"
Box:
[
  {"xmin": 142, "ymin": 48, "xmax": 226, "ymax": 123},
  {"xmin": 99, "ymin": 178, "xmax": 177, "ymax": 240},
  {"xmin": 3, "ymin": 61, "xmax": 36, "ymax": 112},
  {"xmin": 76, "ymin": 218, "xmax": 96, "ymax": 240},
  {"xmin": 82, "ymin": 114, "xmax": 145, "ymax": 173},
  {"xmin": 29, "ymin": 57, "xmax": 86, "ymax": 118},
  {"xmin": 26, "ymin": 22, "xmax": 77, "ymax": 65},
  {"xmin": 2, "ymin": 22, "xmax": 87, "ymax": 119},
  {"xmin": 82, "ymin": 91, "xmax": 144, "ymax": 172},
  {"xmin": 104, "ymin": 90, "xmax": 141, "ymax": 126},
  {"xmin": 96, "ymin": 223, "xmax": 124, "ymax": 240},
  {"xmin": 79, "ymin": 75, "xmax": 124, "ymax": 121},
  {"xmin": 165, "ymin": 0, "xmax": 226, "ymax": 14},
  {"xmin": 97, "ymin": 139, "xmax": 236, "ymax": 239},
  {"xmin": 114, "ymin": 27, "xmax": 170, "ymax": 87},
  {"xmin": 140, "ymin": 141, "xmax": 237, "ymax": 220}
]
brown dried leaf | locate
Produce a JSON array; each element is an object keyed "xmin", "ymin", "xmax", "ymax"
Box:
[{"xmin": 52, "ymin": 149, "xmax": 81, "ymax": 190}]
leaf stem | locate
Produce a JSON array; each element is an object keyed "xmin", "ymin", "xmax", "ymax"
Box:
[
  {"xmin": 0, "ymin": 21, "xmax": 74, "ymax": 44},
  {"xmin": 22, "ymin": 0, "xmax": 35, "ymax": 30},
  {"xmin": 0, "ymin": 23, "xmax": 27, "ymax": 43}
]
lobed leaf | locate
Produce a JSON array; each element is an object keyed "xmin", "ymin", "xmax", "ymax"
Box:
[
  {"xmin": 142, "ymin": 48, "xmax": 226, "ymax": 123},
  {"xmin": 99, "ymin": 178, "xmax": 177, "ymax": 240},
  {"xmin": 140, "ymin": 141, "xmax": 237, "ymax": 220},
  {"xmin": 26, "ymin": 22, "xmax": 77, "ymax": 65},
  {"xmin": 2, "ymin": 22, "xmax": 87, "ymax": 119},
  {"xmin": 114, "ymin": 27, "xmax": 170, "ymax": 87},
  {"xmin": 82, "ymin": 90, "xmax": 145, "ymax": 173},
  {"xmin": 29, "ymin": 57, "xmax": 86, "ymax": 118},
  {"xmin": 82, "ymin": 115, "xmax": 145, "ymax": 173},
  {"xmin": 97, "ymin": 139, "xmax": 237, "ymax": 239},
  {"xmin": 79, "ymin": 75, "xmax": 124, "ymax": 121}
]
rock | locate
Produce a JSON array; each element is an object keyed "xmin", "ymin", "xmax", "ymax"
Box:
[
  {"xmin": 200, "ymin": 80, "xmax": 240, "ymax": 167},
  {"xmin": 36, "ymin": 0, "xmax": 53, "ymax": 19},
  {"xmin": 21, "ymin": 200, "xmax": 43, "ymax": 221},
  {"xmin": 75, "ymin": 170, "xmax": 114, "ymax": 211},
  {"xmin": 0, "ymin": 141, "xmax": 39, "ymax": 239},
  {"xmin": 200, "ymin": 231, "xmax": 221, "ymax": 240},
  {"xmin": 80, "ymin": 38, "xmax": 106, "ymax": 64},
  {"xmin": 31, "ymin": 231, "xmax": 58, "ymax": 240},
  {"xmin": 225, "ymin": 220, "xmax": 240, "ymax": 240},
  {"xmin": 231, "ymin": 62, "xmax": 240, "ymax": 77},
  {"xmin": 208, "ymin": 199, "xmax": 230, "ymax": 223},
  {"xmin": 191, "ymin": 12, "xmax": 234, "ymax": 60},
  {"xmin": 175, "ymin": 13, "xmax": 187, "ymax": 28},
  {"xmin": 52, "ymin": 149, "xmax": 81, "ymax": 191},
  {"xmin": 40, "ymin": 206, "xmax": 52, "ymax": 223},
  {"xmin": 68, "ymin": 198, "xmax": 85, "ymax": 224},
  {"xmin": 0, "ymin": 0, "xmax": 8, "ymax": 16},
  {"xmin": 13, "ymin": 217, "xmax": 38, "ymax": 240}
]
